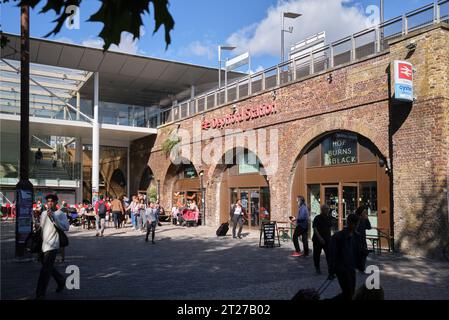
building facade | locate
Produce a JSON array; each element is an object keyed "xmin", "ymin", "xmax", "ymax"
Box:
[{"xmin": 147, "ymin": 24, "xmax": 449, "ymax": 258}]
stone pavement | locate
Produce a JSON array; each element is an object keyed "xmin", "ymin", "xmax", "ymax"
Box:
[{"xmin": 1, "ymin": 220, "xmax": 448, "ymax": 300}]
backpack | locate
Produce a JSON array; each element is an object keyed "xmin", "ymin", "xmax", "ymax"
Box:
[{"xmin": 98, "ymin": 202, "xmax": 107, "ymax": 217}]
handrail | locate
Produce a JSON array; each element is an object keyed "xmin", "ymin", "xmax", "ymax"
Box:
[
  {"xmin": 1, "ymin": 58, "xmax": 93, "ymax": 124},
  {"xmin": 156, "ymin": 0, "xmax": 444, "ymax": 127}
]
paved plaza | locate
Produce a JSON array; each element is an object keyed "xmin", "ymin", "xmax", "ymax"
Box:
[{"xmin": 1, "ymin": 220, "xmax": 449, "ymax": 300}]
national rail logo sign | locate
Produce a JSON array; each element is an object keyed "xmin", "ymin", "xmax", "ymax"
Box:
[{"xmin": 393, "ymin": 60, "xmax": 414, "ymax": 102}]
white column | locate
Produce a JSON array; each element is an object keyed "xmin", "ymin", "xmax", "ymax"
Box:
[
  {"xmin": 76, "ymin": 92, "xmax": 80, "ymax": 121},
  {"xmin": 127, "ymin": 144, "xmax": 130, "ymax": 198},
  {"xmin": 92, "ymin": 72, "xmax": 100, "ymax": 195},
  {"xmin": 75, "ymin": 137, "xmax": 83, "ymax": 203}
]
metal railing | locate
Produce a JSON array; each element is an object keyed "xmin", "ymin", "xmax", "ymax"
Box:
[{"xmin": 159, "ymin": 0, "xmax": 448, "ymax": 126}]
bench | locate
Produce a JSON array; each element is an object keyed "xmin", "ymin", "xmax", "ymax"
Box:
[
  {"xmin": 277, "ymin": 221, "xmax": 294, "ymax": 242},
  {"xmin": 366, "ymin": 227, "xmax": 394, "ymax": 254}
]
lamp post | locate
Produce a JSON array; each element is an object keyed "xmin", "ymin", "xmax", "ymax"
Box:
[
  {"xmin": 199, "ymin": 170, "xmax": 205, "ymax": 226},
  {"xmin": 218, "ymin": 45, "xmax": 236, "ymax": 90},
  {"xmin": 281, "ymin": 12, "xmax": 301, "ymax": 63}
]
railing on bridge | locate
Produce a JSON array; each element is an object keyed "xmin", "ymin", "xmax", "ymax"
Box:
[{"xmin": 159, "ymin": 0, "xmax": 449, "ymax": 126}]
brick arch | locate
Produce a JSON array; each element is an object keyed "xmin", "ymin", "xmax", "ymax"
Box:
[
  {"xmin": 207, "ymin": 143, "xmax": 270, "ymax": 226},
  {"xmin": 285, "ymin": 116, "xmax": 388, "ymax": 218},
  {"xmin": 286, "ymin": 116, "xmax": 387, "ymax": 182}
]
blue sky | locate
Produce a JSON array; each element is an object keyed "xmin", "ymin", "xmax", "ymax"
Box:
[{"xmin": 1, "ymin": 0, "xmax": 432, "ymax": 72}]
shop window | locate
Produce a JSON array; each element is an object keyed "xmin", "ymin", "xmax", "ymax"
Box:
[
  {"xmin": 237, "ymin": 150, "xmax": 260, "ymax": 174},
  {"xmin": 182, "ymin": 164, "xmax": 198, "ymax": 179},
  {"xmin": 322, "ymin": 133, "xmax": 358, "ymax": 166},
  {"xmin": 306, "ymin": 143, "xmax": 321, "ymax": 167},
  {"xmin": 360, "ymin": 182, "xmax": 378, "ymax": 235},
  {"xmin": 359, "ymin": 138, "xmax": 377, "ymax": 163}
]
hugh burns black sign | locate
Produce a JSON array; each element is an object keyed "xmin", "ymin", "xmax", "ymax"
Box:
[{"xmin": 323, "ymin": 133, "xmax": 357, "ymax": 166}]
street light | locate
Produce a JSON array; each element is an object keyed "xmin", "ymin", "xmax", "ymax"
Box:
[
  {"xmin": 218, "ymin": 45, "xmax": 236, "ymax": 90},
  {"xmin": 199, "ymin": 170, "xmax": 205, "ymax": 226},
  {"xmin": 281, "ymin": 12, "xmax": 302, "ymax": 63}
]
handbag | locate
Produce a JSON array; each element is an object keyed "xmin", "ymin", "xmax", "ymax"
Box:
[
  {"xmin": 25, "ymin": 227, "xmax": 43, "ymax": 253},
  {"xmin": 48, "ymin": 212, "xmax": 69, "ymax": 248}
]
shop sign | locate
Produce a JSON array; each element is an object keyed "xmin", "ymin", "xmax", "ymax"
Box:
[
  {"xmin": 393, "ymin": 60, "xmax": 414, "ymax": 102},
  {"xmin": 201, "ymin": 103, "xmax": 276, "ymax": 130},
  {"xmin": 323, "ymin": 133, "xmax": 357, "ymax": 166},
  {"xmin": 259, "ymin": 221, "xmax": 280, "ymax": 248}
]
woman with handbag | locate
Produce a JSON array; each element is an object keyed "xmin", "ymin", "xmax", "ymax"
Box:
[{"xmin": 35, "ymin": 193, "xmax": 70, "ymax": 300}]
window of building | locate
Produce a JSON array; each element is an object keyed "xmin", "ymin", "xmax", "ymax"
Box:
[{"xmin": 322, "ymin": 132, "xmax": 358, "ymax": 166}]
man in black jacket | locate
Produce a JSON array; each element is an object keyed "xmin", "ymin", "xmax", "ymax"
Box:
[{"xmin": 328, "ymin": 214, "xmax": 365, "ymax": 300}]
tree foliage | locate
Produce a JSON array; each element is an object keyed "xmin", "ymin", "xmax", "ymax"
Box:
[{"xmin": 1, "ymin": 0, "xmax": 175, "ymax": 51}]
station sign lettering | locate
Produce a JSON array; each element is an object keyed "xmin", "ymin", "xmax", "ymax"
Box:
[{"xmin": 201, "ymin": 103, "xmax": 276, "ymax": 130}]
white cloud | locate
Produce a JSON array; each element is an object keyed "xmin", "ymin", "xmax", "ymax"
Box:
[
  {"xmin": 181, "ymin": 41, "xmax": 215, "ymax": 60},
  {"xmin": 54, "ymin": 37, "xmax": 76, "ymax": 44},
  {"xmin": 226, "ymin": 0, "xmax": 368, "ymax": 57},
  {"xmin": 81, "ymin": 28, "xmax": 146, "ymax": 55}
]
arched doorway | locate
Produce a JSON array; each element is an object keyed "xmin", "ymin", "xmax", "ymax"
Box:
[
  {"xmin": 164, "ymin": 159, "xmax": 202, "ymax": 218},
  {"xmin": 139, "ymin": 166, "xmax": 154, "ymax": 191},
  {"xmin": 109, "ymin": 169, "xmax": 126, "ymax": 198},
  {"xmin": 291, "ymin": 131, "xmax": 391, "ymax": 244},
  {"xmin": 214, "ymin": 148, "xmax": 270, "ymax": 229}
]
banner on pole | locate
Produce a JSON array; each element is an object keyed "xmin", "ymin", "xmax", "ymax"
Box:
[{"xmin": 226, "ymin": 52, "xmax": 250, "ymax": 71}]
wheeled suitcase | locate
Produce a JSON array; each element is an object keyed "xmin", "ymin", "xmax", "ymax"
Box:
[{"xmin": 216, "ymin": 222, "xmax": 229, "ymax": 236}]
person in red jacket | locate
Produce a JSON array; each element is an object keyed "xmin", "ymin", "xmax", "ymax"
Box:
[{"xmin": 94, "ymin": 195, "xmax": 110, "ymax": 237}]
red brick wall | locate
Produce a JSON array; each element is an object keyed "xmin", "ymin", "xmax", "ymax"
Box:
[{"xmin": 145, "ymin": 24, "xmax": 449, "ymax": 257}]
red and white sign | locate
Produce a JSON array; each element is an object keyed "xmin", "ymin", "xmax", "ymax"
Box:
[
  {"xmin": 398, "ymin": 62, "xmax": 413, "ymax": 81},
  {"xmin": 393, "ymin": 60, "xmax": 414, "ymax": 102}
]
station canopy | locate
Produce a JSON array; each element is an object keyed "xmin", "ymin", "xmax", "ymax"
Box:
[{"xmin": 1, "ymin": 33, "xmax": 244, "ymax": 108}]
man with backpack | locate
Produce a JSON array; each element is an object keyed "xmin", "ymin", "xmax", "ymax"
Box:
[
  {"xmin": 95, "ymin": 195, "xmax": 110, "ymax": 237},
  {"xmin": 36, "ymin": 194, "xmax": 69, "ymax": 300}
]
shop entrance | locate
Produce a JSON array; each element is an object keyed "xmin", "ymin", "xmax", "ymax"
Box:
[
  {"xmin": 292, "ymin": 131, "xmax": 391, "ymax": 247},
  {"xmin": 230, "ymin": 187, "xmax": 270, "ymax": 228},
  {"xmin": 320, "ymin": 183, "xmax": 367, "ymax": 231}
]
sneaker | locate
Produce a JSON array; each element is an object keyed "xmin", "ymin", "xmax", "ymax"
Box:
[
  {"xmin": 95, "ymin": 233, "xmax": 99, "ymax": 237},
  {"xmin": 238, "ymin": 236, "xmax": 242, "ymax": 239},
  {"xmin": 291, "ymin": 251, "xmax": 302, "ymax": 257}
]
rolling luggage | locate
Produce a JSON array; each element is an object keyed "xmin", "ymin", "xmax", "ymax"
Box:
[{"xmin": 216, "ymin": 222, "xmax": 229, "ymax": 236}]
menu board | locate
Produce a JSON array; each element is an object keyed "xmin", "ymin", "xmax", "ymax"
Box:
[{"xmin": 259, "ymin": 221, "xmax": 280, "ymax": 248}]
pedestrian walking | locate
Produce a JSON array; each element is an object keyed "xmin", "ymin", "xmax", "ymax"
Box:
[
  {"xmin": 145, "ymin": 202, "xmax": 159, "ymax": 244},
  {"xmin": 110, "ymin": 196, "xmax": 124, "ymax": 229},
  {"xmin": 51, "ymin": 152, "xmax": 58, "ymax": 168},
  {"xmin": 35, "ymin": 194, "xmax": 69, "ymax": 300},
  {"xmin": 290, "ymin": 195, "xmax": 309, "ymax": 257},
  {"xmin": 137, "ymin": 198, "xmax": 146, "ymax": 232},
  {"xmin": 127, "ymin": 196, "xmax": 139, "ymax": 230},
  {"xmin": 95, "ymin": 195, "xmax": 109, "ymax": 237},
  {"xmin": 230, "ymin": 199, "xmax": 246, "ymax": 239},
  {"xmin": 328, "ymin": 214, "xmax": 366, "ymax": 300},
  {"xmin": 355, "ymin": 205, "xmax": 371, "ymax": 271},
  {"xmin": 35, "ymin": 148, "xmax": 43, "ymax": 165},
  {"xmin": 312, "ymin": 204, "xmax": 333, "ymax": 274}
]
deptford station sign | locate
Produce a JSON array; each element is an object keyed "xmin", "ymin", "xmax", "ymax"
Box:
[{"xmin": 201, "ymin": 103, "xmax": 277, "ymax": 130}]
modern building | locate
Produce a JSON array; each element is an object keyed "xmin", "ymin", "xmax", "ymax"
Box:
[{"xmin": 1, "ymin": 1, "xmax": 448, "ymax": 258}]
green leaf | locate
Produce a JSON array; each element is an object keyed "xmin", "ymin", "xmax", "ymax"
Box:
[{"xmin": 2, "ymin": 0, "xmax": 175, "ymax": 50}]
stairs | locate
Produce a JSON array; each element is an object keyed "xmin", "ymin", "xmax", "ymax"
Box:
[{"xmin": 30, "ymin": 159, "xmax": 71, "ymax": 180}]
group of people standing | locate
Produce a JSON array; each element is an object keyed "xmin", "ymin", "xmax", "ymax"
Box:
[{"xmin": 291, "ymin": 195, "xmax": 372, "ymax": 300}]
